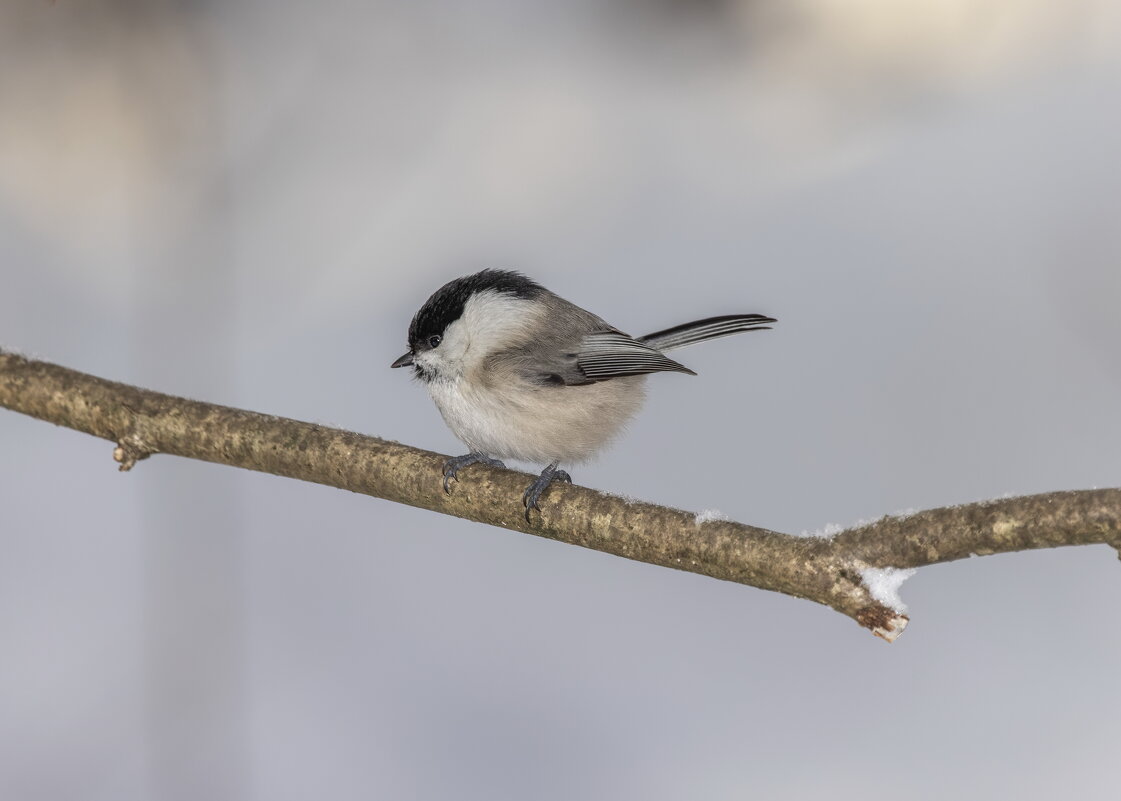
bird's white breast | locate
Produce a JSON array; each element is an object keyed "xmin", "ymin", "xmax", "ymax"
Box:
[{"xmin": 426, "ymin": 372, "xmax": 646, "ymax": 465}]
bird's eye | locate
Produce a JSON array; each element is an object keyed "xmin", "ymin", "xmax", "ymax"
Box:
[{"xmin": 427, "ymin": 334, "xmax": 442, "ymax": 349}]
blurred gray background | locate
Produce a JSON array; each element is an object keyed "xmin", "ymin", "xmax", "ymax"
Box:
[{"xmin": 2, "ymin": 1, "xmax": 1120, "ymax": 799}]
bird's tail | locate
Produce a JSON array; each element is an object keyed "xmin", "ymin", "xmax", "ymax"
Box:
[{"xmin": 637, "ymin": 314, "xmax": 776, "ymax": 353}]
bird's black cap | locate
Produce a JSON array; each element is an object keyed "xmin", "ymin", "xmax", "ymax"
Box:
[{"xmin": 407, "ymin": 269, "xmax": 544, "ymax": 348}]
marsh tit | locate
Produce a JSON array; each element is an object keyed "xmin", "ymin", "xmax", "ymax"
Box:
[{"xmin": 391, "ymin": 270, "xmax": 775, "ymax": 520}]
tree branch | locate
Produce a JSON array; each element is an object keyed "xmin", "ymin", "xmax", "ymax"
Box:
[{"xmin": 2, "ymin": 349, "xmax": 1118, "ymax": 641}]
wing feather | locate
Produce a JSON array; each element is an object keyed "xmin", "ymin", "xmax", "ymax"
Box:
[{"xmin": 575, "ymin": 331, "xmax": 695, "ymax": 380}]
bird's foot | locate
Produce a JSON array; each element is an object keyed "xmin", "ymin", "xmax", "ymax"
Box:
[
  {"xmin": 442, "ymin": 452, "xmax": 506, "ymax": 493},
  {"xmin": 522, "ymin": 461, "xmax": 572, "ymax": 522}
]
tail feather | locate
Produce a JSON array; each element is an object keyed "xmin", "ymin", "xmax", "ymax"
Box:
[{"xmin": 638, "ymin": 314, "xmax": 776, "ymax": 353}]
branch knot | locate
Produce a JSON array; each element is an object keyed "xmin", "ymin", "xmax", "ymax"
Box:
[{"xmin": 113, "ymin": 430, "xmax": 154, "ymax": 472}]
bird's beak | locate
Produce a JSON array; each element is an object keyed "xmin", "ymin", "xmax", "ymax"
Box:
[{"xmin": 390, "ymin": 352, "xmax": 414, "ymax": 368}]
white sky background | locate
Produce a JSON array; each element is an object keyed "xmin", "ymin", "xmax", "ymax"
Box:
[{"xmin": 2, "ymin": 1, "xmax": 1121, "ymax": 799}]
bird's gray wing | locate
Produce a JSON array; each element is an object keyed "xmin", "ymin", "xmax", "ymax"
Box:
[
  {"xmin": 493, "ymin": 292, "xmax": 696, "ymax": 386},
  {"xmin": 501, "ymin": 329, "xmax": 695, "ymax": 386},
  {"xmin": 574, "ymin": 331, "xmax": 695, "ymax": 380}
]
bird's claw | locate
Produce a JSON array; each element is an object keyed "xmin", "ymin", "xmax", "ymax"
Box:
[
  {"xmin": 442, "ymin": 453, "xmax": 506, "ymax": 494},
  {"xmin": 522, "ymin": 463, "xmax": 571, "ymax": 522}
]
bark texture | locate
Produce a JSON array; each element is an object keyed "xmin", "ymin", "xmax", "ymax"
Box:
[{"xmin": 3, "ymin": 349, "xmax": 1118, "ymax": 640}]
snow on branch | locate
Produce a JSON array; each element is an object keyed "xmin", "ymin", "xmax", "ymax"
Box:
[{"xmin": 2, "ymin": 348, "xmax": 1119, "ymax": 641}]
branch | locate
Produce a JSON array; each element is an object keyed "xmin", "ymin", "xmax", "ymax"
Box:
[{"xmin": 2, "ymin": 349, "xmax": 1118, "ymax": 641}]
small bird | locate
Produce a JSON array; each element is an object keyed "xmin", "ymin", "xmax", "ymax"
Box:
[{"xmin": 391, "ymin": 270, "xmax": 775, "ymax": 520}]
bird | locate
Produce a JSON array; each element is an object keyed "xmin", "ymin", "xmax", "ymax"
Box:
[{"xmin": 391, "ymin": 269, "xmax": 775, "ymax": 521}]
